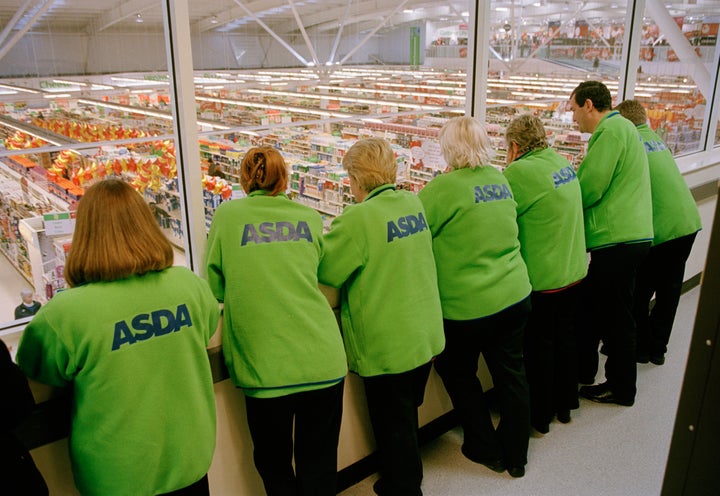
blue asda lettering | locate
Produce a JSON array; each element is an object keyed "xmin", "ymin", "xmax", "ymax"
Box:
[
  {"xmin": 112, "ymin": 304, "xmax": 192, "ymax": 350},
  {"xmin": 241, "ymin": 221, "xmax": 313, "ymax": 246},
  {"xmin": 552, "ymin": 166, "xmax": 577, "ymax": 188},
  {"xmin": 475, "ymin": 184, "xmax": 513, "ymax": 202},
  {"xmin": 644, "ymin": 139, "xmax": 667, "ymax": 153},
  {"xmin": 387, "ymin": 212, "xmax": 428, "ymax": 242}
]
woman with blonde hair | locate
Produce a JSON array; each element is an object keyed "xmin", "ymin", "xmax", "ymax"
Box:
[
  {"xmin": 418, "ymin": 116, "xmax": 532, "ymax": 478},
  {"xmin": 207, "ymin": 146, "xmax": 347, "ymax": 496},
  {"xmin": 319, "ymin": 138, "xmax": 444, "ymax": 496},
  {"xmin": 503, "ymin": 114, "xmax": 587, "ymax": 433},
  {"xmin": 17, "ymin": 178, "xmax": 220, "ymax": 496}
]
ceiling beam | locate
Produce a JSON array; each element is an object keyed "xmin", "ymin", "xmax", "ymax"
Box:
[
  {"xmin": 196, "ymin": 0, "xmax": 290, "ymax": 33},
  {"xmin": 0, "ymin": 0, "xmax": 34, "ymax": 48},
  {"xmin": 288, "ymin": 0, "xmax": 320, "ymax": 66},
  {"xmin": 232, "ymin": 0, "xmax": 310, "ymax": 65},
  {"xmin": 0, "ymin": 0, "xmax": 54, "ymax": 63},
  {"xmin": 339, "ymin": 0, "xmax": 410, "ymax": 65}
]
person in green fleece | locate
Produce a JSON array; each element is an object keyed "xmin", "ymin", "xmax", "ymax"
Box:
[
  {"xmin": 568, "ymin": 81, "xmax": 653, "ymax": 407},
  {"xmin": 206, "ymin": 146, "xmax": 347, "ymax": 496},
  {"xmin": 318, "ymin": 138, "xmax": 444, "ymax": 496},
  {"xmin": 17, "ymin": 179, "xmax": 220, "ymax": 496},
  {"xmin": 418, "ymin": 116, "xmax": 532, "ymax": 479},
  {"xmin": 615, "ymin": 99, "xmax": 702, "ymax": 366},
  {"xmin": 503, "ymin": 114, "xmax": 588, "ymax": 434}
]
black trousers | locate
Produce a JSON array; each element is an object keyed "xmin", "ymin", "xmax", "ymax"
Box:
[
  {"xmin": 363, "ymin": 362, "xmax": 432, "ymax": 496},
  {"xmin": 524, "ymin": 285, "xmax": 582, "ymax": 428},
  {"xmin": 577, "ymin": 242, "xmax": 650, "ymax": 400},
  {"xmin": 634, "ymin": 233, "xmax": 697, "ymax": 357},
  {"xmin": 434, "ymin": 297, "xmax": 531, "ymax": 468},
  {"xmin": 157, "ymin": 475, "xmax": 209, "ymax": 496},
  {"xmin": 244, "ymin": 380, "xmax": 345, "ymax": 496}
]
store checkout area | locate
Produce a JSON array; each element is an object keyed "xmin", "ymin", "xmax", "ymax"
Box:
[{"xmin": 2, "ymin": 158, "xmax": 718, "ymax": 495}]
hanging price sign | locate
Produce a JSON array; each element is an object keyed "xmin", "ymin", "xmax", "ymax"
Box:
[{"xmin": 43, "ymin": 211, "xmax": 76, "ymax": 236}]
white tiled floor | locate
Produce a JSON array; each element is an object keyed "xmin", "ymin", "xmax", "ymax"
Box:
[{"xmin": 339, "ymin": 288, "xmax": 700, "ymax": 496}]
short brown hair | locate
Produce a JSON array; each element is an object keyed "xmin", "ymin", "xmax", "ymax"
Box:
[
  {"xmin": 505, "ymin": 114, "xmax": 549, "ymax": 155},
  {"xmin": 342, "ymin": 138, "xmax": 397, "ymax": 192},
  {"xmin": 240, "ymin": 146, "xmax": 288, "ymax": 195},
  {"xmin": 615, "ymin": 99, "xmax": 648, "ymax": 126},
  {"xmin": 571, "ymin": 80, "xmax": 613, "ymax": 111},
  {"xmin": 65, "ymin": 179, "xmax": 174, "ymax": 287}
]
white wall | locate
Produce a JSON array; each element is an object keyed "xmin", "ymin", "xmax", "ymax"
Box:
[{"xmin": 0, "ymin": 31, "xmax": 396, "ymax": 78}]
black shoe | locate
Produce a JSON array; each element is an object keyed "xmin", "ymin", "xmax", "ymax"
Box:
[
  {"xmin": 637, "ymin": 353, "xmax": 650, "ymax": 364},
  {"xmin": 507, "ymin": 466, "xmax": 525, "ymax": 478},
  {"xmin": 650, "ymin": 354, "xmax": 665, "ymax": 365},
  {"xmin": 578, "ymin": 375, "xmax": 595, "ymax": 385},
  {"xmin": 579, "ymin": 383, "xmax": 634, "ymax": 406},
  {"xmin": 461, "ymin": 445, "xmax": 505, "ymax": 473},
  {"xmin": 556, "ymin": 409, "xmax": 571, "ymax": 424},
  {"xmin": 531, "ymin": 420, "xmax": 549, "ymax": 434},
  {"xmin": 372, "ymin": 478, "xmax": 384, "ymax": 495}
]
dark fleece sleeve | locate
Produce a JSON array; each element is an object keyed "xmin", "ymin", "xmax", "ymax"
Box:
[{"xmin": 0, "ymin": 339, "xmax": 35, "ymax": 429}]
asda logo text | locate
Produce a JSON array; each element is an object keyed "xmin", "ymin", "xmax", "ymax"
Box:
[{"xmin": 112, "ymin": 304, "xmax": 192, "ymax": 350}]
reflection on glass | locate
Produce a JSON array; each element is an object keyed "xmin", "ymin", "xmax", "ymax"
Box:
[{"xmin": 634, "ymin": 2, "xmax": 720, "ymax": 155}]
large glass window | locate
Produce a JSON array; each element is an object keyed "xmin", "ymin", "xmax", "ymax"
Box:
[
  {"xmin": 189, "ymin": 1, "xmax": 473, "ymax": 229},
  {"xmin": 0, "ymin": 0, "xmax": 174, "ymax": 327},
  {"xmin": 635, "ymin": 2, "xmax": 720, "ymax": 155}
]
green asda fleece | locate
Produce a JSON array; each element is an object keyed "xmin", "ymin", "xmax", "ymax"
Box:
[
  {"xmin": 577, "ymin": 111, "xmax": 654, "ymax": 249},
  {"xmin": 318, "ymin": 184, "xmax": 445, "ymax": 378},
  {"xmin": 16, "ymin": 266, "xmax": 219, "ymax": 496},
  {"xmin": 636, "ymin": 123, "xmax": 701, "ymax": 245},
  {"xmin": 418, "ymin": 166, "xmax": 531, "ymax": 320},
  {"xmin": 503, "ymin": 147, "xmax": 588, "ymax": 291},
  {"xmin": 206, "ymin": 191, "xmax": 347, "ymax": 397}
]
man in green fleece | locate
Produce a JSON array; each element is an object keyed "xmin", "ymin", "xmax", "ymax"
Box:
[
  {"xmin": 568, "ymin": 81, "xmax": 653, "ymax": 406},
  {"xmin": 319, "ymin": 138, "xmax": 445, "ymax": 496},
  {"xmin": 615, "ymin": 99, "xmax": 701, "ymax": 366}
]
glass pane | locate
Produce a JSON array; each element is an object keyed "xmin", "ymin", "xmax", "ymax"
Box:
[
  {"xmin": 191, "ymin": 0, "xmax": 472, "ymax": 228},
  {"xmin": 636, "ymin": 1, "xmax": 720, "ymax": 155},
  {"xmin": 0, "ymin": 0, "xmax": 172, "ymax": 326},
  {"xmin": 486, "ymin": 0, "xmax": 632, "ymax": 168}
]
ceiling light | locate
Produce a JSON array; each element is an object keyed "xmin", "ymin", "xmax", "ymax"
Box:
[
  {"xmin": 136, "ymin": 13, "xmax": 143, "ymax": 23},
  {"xmin": 53, "ymin": 79, "xmax": 87, "ymax": 87},
  {"xmin": 211, "ymin": 15, "xmax": 218, "ymax": 24},
  {"xmin": 0, "ymin": 83, "xmax": 40, "ymax": 94}
]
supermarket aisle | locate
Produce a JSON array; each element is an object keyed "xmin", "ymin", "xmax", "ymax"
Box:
[
  {"xmin": 0, "ymin": 244, "xmax": 185, "ymax": 325},
  {"xmin": 0, "ymin": 254, "xmax": 34, "ymax": 322},
  {"xmin": 339, "ymin": 287, "xmax": 701, "ymax": 496}
]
